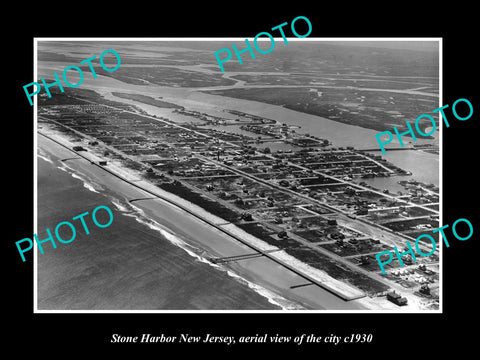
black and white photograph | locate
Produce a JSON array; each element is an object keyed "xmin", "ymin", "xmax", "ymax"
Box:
[
  {"xmin": 34, "ymin": 39, "xmax": 441, "ymax": 312},
  {"xmin": 5, "ymin": 5, "xmax": 478, "ymax": 355}
]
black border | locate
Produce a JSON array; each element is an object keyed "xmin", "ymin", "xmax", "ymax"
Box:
[{"xmin": 6, "ymin": 4, "xmax": 478, "ymax": 355}]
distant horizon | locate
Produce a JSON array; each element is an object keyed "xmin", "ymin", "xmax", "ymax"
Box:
[
  {"xmin": 39, "ymin": 39, "xmax": 440, "ymax": 53},
  {"xmin": 330, "ymin": 41, "xmax": 439, "ymax": 52}
]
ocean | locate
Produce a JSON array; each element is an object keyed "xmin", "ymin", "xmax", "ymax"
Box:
[{"xmin": 36, "ymin": 155, "xmax": 283, "ymax": 310}]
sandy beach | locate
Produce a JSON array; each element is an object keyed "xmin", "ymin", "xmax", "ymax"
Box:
[
  {"xmin": 37, "ymin": 143, "xmax": 283, "ymax": 310},
  {"xmin": 37, "ymin": 128, "xmax": 414, "ymax": 311}
]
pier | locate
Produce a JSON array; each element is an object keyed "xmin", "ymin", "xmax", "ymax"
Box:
[{"xmin": 208, "ymin": 249, "xmax": 281, "ymax": 264}]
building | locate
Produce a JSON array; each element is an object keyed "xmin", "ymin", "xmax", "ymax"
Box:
[
  {"xmin": 419, "ymin": 284, "xmax": 431, "ymax": 295},
  {"xmin": 386, "ymin": 291, "xmax": 408, "ymax": 306}
]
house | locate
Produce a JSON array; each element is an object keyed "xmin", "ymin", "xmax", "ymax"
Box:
[
  {"xmin": 386, "ymin": 291, "xmax": 408, "ymax": 306},
  {"xmin": 419, "ymin": 284, "xmax": 431, "ymax": 295}
]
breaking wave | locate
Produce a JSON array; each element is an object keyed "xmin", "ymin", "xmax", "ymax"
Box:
[
  {"xmin": 55, "ymin": 161, "xmax": 103, "ymax": 194},
  {"xmin": 38, "ymin": 150, "xmax": 304, "ymax": 310},
  {"xmin": 70, "ymin": 173, "xmax": 100, "ymax": 193},
  {"xmin": 109, "ymin": 197, "xmax": 304, "ymax": 310},
  {"xmin": 37, "ymin": 152, "xmax": 54, "ymax": 165},
  {"xmin": 38, "ymin": 151, "xmax": 102, "ymax": 195}
]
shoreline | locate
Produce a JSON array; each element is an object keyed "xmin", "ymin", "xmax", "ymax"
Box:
[
  {"xmin": 37, "ymin": 127, "xmax": 413, "ymax": 311},
  {"xmin": 103, "ymin": 90, "xmax": 439, "ymax": 187},
  {"xmin": 36, "ymin": 155, "xmax": 281, "ymax": 310}
]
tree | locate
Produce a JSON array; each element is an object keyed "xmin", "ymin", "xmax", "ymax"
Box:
[{"xmin": 263, "ymin": 147, "xmax": 271, "ymax": 154}]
